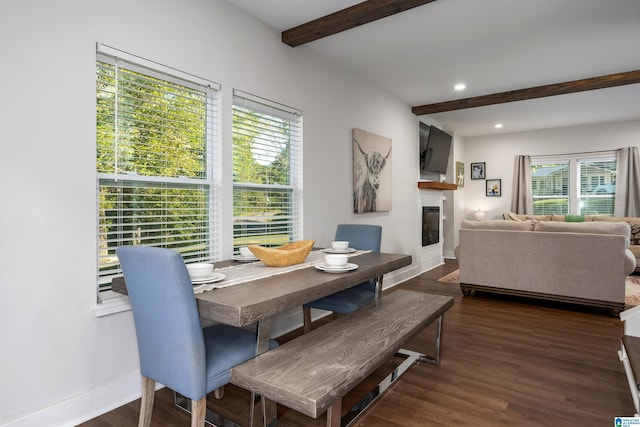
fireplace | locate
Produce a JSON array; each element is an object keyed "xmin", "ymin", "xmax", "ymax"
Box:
[{"xmin": 422, "ymin": 206, "xmax": 440, "ymax": 246}]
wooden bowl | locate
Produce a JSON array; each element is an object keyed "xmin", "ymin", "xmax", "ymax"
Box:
[{"xmin": 248, "ymin": 240, "xmax": 315, "ymax": 267}]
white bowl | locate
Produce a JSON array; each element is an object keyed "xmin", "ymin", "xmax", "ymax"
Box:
[
  {"xmin": 239, "ymin": 246, "xmax": 253, "ymax": 257},
  {"xmin": 324, "ymin": 253, "xmax": 348, "ymax": 267},
  {"xmin": 186, "ymin": 262, "xmax": 214, "ymax": 280},
  {"xmin": 331, "ymin": 241, "xmax": 349, "ymax": 250}
]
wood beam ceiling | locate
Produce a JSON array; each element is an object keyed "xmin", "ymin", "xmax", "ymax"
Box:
[
  {"xmin": 412, "ymin": 70, "xmax": 640, "ymax": 115},
  {"xmin": 281, "ymin": 0, "xmax": 436, "ymax": 47},
  {"xmin": 281, "ymin": 2, "xmax": 639, "ymax": 115}
]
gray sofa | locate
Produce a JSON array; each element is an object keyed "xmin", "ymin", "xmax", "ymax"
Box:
[
  {"xmin": 503, "ymin": 211, "xmax": 640, "ymax": 273},
  {"xmin": 457, "ymin": 219, "xmax": 636, "ymax": 315}
]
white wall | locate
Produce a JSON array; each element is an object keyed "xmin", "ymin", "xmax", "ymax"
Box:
[
  {"xmin": 0, "ymin": 0, "xmax": 428, "ymax": 425},
  {"xmin": 454, "ymin": 120, "xmax": 640, "ymax": 247}
]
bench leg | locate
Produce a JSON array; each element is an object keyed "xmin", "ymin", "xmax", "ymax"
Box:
[
  {"xmin": 326, "ymin": 399, "xmax": 342, "ymax": 427},
  {"xmin": 418, "ymin": 314, "xmax": 443, "ymax": 365}
]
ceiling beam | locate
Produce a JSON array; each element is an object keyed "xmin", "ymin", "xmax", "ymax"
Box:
[
  {"xmin": 412, "ymin": 70, "xmax": 640, "ymax": 115},
  {"xmin": 282, "ymin": 0, "xmax": 437, "ymax": 47}
]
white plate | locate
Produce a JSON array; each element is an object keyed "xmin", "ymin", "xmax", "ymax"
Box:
[
  {"xmin": 191, "ymin": 272, "xmax": 226, "ymax": 284},
  {"xmin": 232, "ymin": 254, "xmax": 259, "ymax": 262},
  {"xmin": 324, "ymin": 247, "xmax": 357, "ymax": 254},
  {"xmin": 315, "ymin": 263, "xmax": 358, "ymax": 273}
]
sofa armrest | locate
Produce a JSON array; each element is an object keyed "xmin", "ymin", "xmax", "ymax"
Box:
[{"xmin": 626, "ymin": 249, "xmax": 637, "ymax": 275}]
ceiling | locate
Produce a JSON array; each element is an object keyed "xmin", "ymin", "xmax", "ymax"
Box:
[{"xmin": 230, "ymin": 0, "xmax": 640, "ymax": 137}]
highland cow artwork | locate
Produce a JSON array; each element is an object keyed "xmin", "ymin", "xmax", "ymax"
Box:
[{"xmin": 353, "ymin": 128, "xmax": 392, "ymax": 213}]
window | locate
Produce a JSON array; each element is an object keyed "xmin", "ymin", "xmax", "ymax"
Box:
[
  {"xmin": 531, "ymin": 153, "xmax": 616, "ymax": 216},
  {"xmin": 578, "ymin": 158, "xmax": 617, "ymax": 215},
  {"xmin": 96, "ymin": 45, "xmax": 220, "ymax": 295},
  {"xmin": 531, "ymin": 161, "xmax": 569, "ymax": 215},
  {"xmin": 232, "ymin": 90, "xmax": 303, "ymax": 252}
]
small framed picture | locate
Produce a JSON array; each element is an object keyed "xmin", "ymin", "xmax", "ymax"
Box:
[
  {"xmin": 471, "ymin": 162, "xmax": 485, "ymax": 180},
  {"xmin": 456, "ymin": 161, "xmax": 464, "ymax": 188},
  {"xmin": 486, "ymin": 179, "xmax": 501, "ymax": 197}
]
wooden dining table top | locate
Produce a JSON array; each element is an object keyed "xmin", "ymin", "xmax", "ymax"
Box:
[{"xmin": 111, "ymin": 251, "xmax": 412, "ymax": 327}]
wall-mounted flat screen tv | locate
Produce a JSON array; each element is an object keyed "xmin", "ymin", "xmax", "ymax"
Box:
[{"xmin": 419, "ymin": 122, "xmax": 452, "ymax": 175}]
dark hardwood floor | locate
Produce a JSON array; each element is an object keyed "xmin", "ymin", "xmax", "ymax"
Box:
[{"xmin": 80, "ymin": 259, "xmax": 632, "ymax": 426}]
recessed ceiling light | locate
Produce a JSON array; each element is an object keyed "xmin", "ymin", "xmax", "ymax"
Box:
[
  {"xmin": 453, "ymin": 83, "xmax": 466, "ymax": 91},
  {"xmin": 494, "ymin": 123, "xmax": 504, "ymax": 129}
]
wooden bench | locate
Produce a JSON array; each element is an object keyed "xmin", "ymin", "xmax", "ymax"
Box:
[{"xmin": 230, "ymin": 290, "xmax": 454, "ymax": 426}]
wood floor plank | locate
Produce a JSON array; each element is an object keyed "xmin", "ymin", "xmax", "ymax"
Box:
[{"xmin": 79, "ymin": 259, "xmax": 633, "ymax": 427}]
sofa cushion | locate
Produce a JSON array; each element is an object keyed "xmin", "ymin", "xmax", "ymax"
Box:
[
  {"xmin": 503, "ymin": 211, "xmax": 551, "ymax": 222},
  {"xmin": 534, "ymin": 220, "xmax": 631, "ymax": 246},
  {"xmin": 461, "ymin": 219, "xmax": 535, "ymax": 231},
  {"xmin": 592, "ymin": 216, "xmax": 640, "ymax": 246}
]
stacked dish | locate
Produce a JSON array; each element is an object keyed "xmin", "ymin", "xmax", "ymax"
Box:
[{"xmin": 315, "ymin": 253, "xmax": 358, "ymax": 273}]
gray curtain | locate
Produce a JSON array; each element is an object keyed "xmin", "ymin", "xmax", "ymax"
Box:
[
  {"xmin": 510, "ymin": 155, "xmax": 533, "ymax": 214},
  {"xmin": 614, "ymin": 147, "xmax": 640, "ymax": 217}
]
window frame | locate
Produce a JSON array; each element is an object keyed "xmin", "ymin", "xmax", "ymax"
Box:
[
  {"xmin": 530, "ymin": 151, "xmax": 617, "ymax": 216},
  {"xmin": 95, "ymin": 44, "xmax": 221, "ymax": 300},
  {"xmin": 231, "ymin": 90, "xmax": 303, "ymax": 252}
]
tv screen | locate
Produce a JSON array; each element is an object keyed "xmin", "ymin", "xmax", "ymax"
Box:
[{"xmin": 419, "ymin": 122, "xmax": 452, "ymax": 174}]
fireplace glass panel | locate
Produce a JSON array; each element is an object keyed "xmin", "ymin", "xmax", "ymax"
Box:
[{"xmin": 422, "ymin": 206, "xmax": 440, "ymax": 246}]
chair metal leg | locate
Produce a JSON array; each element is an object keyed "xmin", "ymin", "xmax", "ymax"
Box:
[
  {"xmin": 191, "ymin": 397, "xmax": 207, "ymax": 427},
  {"xmin": 303, "ymin": 306, "xmax": 312, "ymax": 333},
  {"xmin": 139, "ymin": 376, "xmax": 155, "ymax": 427}
]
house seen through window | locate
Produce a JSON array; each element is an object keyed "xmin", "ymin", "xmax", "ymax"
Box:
[{"xmin": 531, "ymin": 154, "xmax": 616, "ymax": 216}]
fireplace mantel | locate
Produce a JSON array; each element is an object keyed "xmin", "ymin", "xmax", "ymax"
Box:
[{"xmin": 417, "ymin": 181, "xmax": 457, "ymax": 190}]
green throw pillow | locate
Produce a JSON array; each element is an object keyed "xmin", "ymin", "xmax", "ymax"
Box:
[{"xmin": 565, "ymin": 214, "xmax": 584, "ymax": 222}]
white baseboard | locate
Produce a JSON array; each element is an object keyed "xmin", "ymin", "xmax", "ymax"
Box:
[{"xmin": 2, "ymin": 373, "xmax": 145, "ymax": 427}]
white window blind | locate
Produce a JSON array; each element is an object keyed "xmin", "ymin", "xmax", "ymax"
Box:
[
  {"xmin": 578, "ymin": 158, "xmax": 616, "ymax": 215},
  {"xmin": 232, "ymin": 90, "xmax": 303, "ymax": 252},
  {"xmin": 531, "ymin": 161, "xmax": 570, "ymax": 215},
  {"xmin": 530, "ymin": 152, "xmax": 616, "ymax": 216},
  {"xmin": 96, "ymin": 45, "xmax": 220, "ymax": 293}
]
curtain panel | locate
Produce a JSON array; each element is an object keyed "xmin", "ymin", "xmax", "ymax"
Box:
[
  {"xmin": 510, "ymin": 155, "xmax": 533, "ymax": 214},
  {"xmin": 615, "ymin": 147, "xmax": 640, "ymax": 217}
]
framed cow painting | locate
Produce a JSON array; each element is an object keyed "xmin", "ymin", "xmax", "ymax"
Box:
[{"xmin": 353, "ymin": 128, "xmax": 392, "ymax": 213}]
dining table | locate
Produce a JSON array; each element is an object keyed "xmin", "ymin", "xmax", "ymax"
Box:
[
  {"xmin": 112, "ymin": 250, "xmax": 412, "ymax": 351},
  {"xmin": 111, "ymin": 249, "xmax": 412, "ymax": 426}
]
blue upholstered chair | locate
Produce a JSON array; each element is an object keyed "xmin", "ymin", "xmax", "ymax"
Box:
[
  {"xmin": 302, "ymin": 224, "xmax": 382, "ymax": 333},
  {"xmin": 116, "ymin": 246, "xmax": 277, "ymax": 427}
]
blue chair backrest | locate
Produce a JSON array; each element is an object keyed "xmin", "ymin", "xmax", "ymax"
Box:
[
  {"xmin": 335, "ymin": 224, "xmax": 382, "ymax": 252},
  {"xmin": 116, "ymin": 246, "xmax": 207, "ymax": 399}
]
